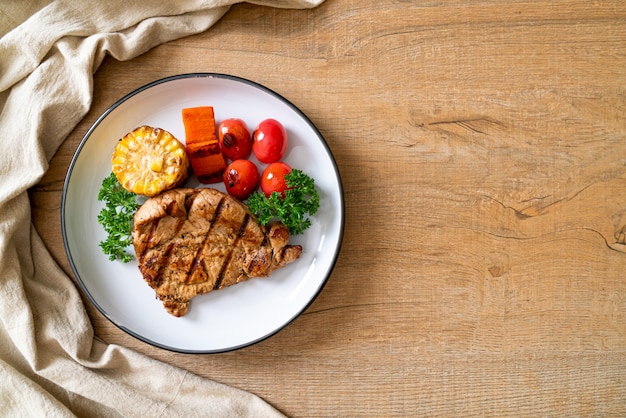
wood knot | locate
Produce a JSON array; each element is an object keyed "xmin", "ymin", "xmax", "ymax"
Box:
[
  {"xmin": 488, "ymin": 265, "xmax": 506, "ymax": 278},
  {"xmin": 484, "ymin": 252, "xmax": 510, "ymax": 278}
]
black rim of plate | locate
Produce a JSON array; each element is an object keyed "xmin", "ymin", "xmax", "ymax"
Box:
[{"xmin": 61, "ymin": 73, "xmax": 345, "ymax": 354}]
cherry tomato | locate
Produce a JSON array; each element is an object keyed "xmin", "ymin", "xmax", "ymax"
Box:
[
  {"xmin": 223, "ymin": 159, "xmax": 259, "ymax": 200},
  {"xmin": 252, "ymin": 119, "xmax": 288, "ymax": 163},
  {"xmin": 260, "ymin": 162, "xmax": 292, "ymax": 198},
  {"xmin": 218, "ymin": 118, "xmax": 252, "ymax": 161}
]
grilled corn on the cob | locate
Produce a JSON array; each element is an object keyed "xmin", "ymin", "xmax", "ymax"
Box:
[{"xmin": 112, "ymin": 126, "xmax": 189, "ymax": 196}]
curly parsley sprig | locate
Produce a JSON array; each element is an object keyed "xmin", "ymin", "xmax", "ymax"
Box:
[
  {"xmin": 97, "ymin": 172, "xmax": 139, "ymax": 263},
  {"xmin": 247, "ymin": 169, "xmax": 320, "ymax": 235}
]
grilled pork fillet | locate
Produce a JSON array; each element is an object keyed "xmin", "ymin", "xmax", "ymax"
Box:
[{"xmin": 132, "ymin": 188, "xmax": 302, "ymax": 317}]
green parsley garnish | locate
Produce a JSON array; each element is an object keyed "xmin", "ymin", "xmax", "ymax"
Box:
[
  {"xmin": 97, "ymin": 172, "xmax": 140, "ymax": 263},
  {"xmin": 247, "ymin": 169, "xmax": 320, "ymax": 235}
]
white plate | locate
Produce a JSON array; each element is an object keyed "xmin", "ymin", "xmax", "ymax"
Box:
[{"xmin": 62, "ymin": 73, "xmax": 344, "ymax": 353}]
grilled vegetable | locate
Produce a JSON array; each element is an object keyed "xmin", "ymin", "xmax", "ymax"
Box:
[
  {"xmin": 111, "ymin": 125, "xmax": 189, "ymax": 196},
  {"xmin": 182, "ymin": 106, "xmax": 226, "ymax": 184},
  {"xmin": 181, "ymin": 106, "xmax": 217, "ymax": 145},
  {"xmin": 223, "ymin": 159, "xmax": 259, "ymax": 200},
  {"xmin": 185, "ymin": 140, "xmax": 227, "ymax": 184},
  {"xmin": 218, "ymin": 118, "xmax": 252, "ymax": 161}
]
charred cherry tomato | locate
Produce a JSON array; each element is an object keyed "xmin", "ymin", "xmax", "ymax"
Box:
[
  {"xmin": 252, "ymin": 119, "xmax": 288, "ymax": 163},
  {"xmin": 223, "ymin": 159, "xmax": 259, "ymax": 200},
  {"xmin": 260, "ymin": 162, "xmax": 292, "ymax": 198},
  {"xmin": 218, "ymin": 118, "xmax": 252, "ymax": 161}
]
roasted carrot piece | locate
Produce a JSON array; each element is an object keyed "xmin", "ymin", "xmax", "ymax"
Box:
[
  {"xmin": 181, "ymin": 106, "xmax": 226, "ymax": 183},
  {"xmin": 182, "ymin": 106, "xmax": 216, "ymax": 145},
  {"xmin": 185, "ymin": 140, "xmax": 226, "ymax": 184}
]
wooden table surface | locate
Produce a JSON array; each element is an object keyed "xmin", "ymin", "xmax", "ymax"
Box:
[{"xmin": 30, "ymin": 1, "xmax": 626, "ymax": 416}]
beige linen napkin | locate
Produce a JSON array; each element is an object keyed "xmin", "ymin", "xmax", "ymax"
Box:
[{"xmin": 0, "ymin": 1, "xmax": 323, "ymax": 416}]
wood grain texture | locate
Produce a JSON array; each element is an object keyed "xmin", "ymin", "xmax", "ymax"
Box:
[{"xmin": 30, "ymin": 1, "xmax": 626, "ymax": 416}]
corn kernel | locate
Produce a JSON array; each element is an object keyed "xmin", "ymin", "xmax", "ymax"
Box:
[{"xmin": 150, "ymin": 156, "xmax": 164, "ymax": 172}]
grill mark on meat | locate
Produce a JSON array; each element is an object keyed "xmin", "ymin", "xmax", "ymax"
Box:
[
  {"xmin": 136, "ymin": 221, "xmax": 158, "ymax": 260},
  {"xmin": 212, "ymin": 197, "xmax": 225, "ymax": 227},
  {"xmin": 213, "ymin": 213, "xmax": 250, "ymax": 290},
  {"xmin": 186, "ymin": 247, "xmax": 206, "ymax": 283},
  {"xmin": 275, "ymin": 244, "xmax": 303, "ymax": 264},
  {"xmin": 147, "ymin": 222, "xmax": 158, "ymax": 254},
  {"xmin": 142, "ymin": 218, "xmax": 187, "ymax": 288},
  {"xmin": 174, "ymin": 218, "xmax": 185, "ymax": 235},
  {"xmin": 184, "ymin": 190, "xmax": 200, "ymax": 212},
  {"xmin": 165, "ymin": 200, "xmax": 177, "ymax": 215},
  {"xmin": 144, "ymin": 242, "xmax": 174, "ymax": 288},
  {"xmin": 186, "ymin": 196, "xmax": 225, "ymax": 283},
  {"xmin": 278, "ymin": 246, "xmax": 288, "ymax": 261}
]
